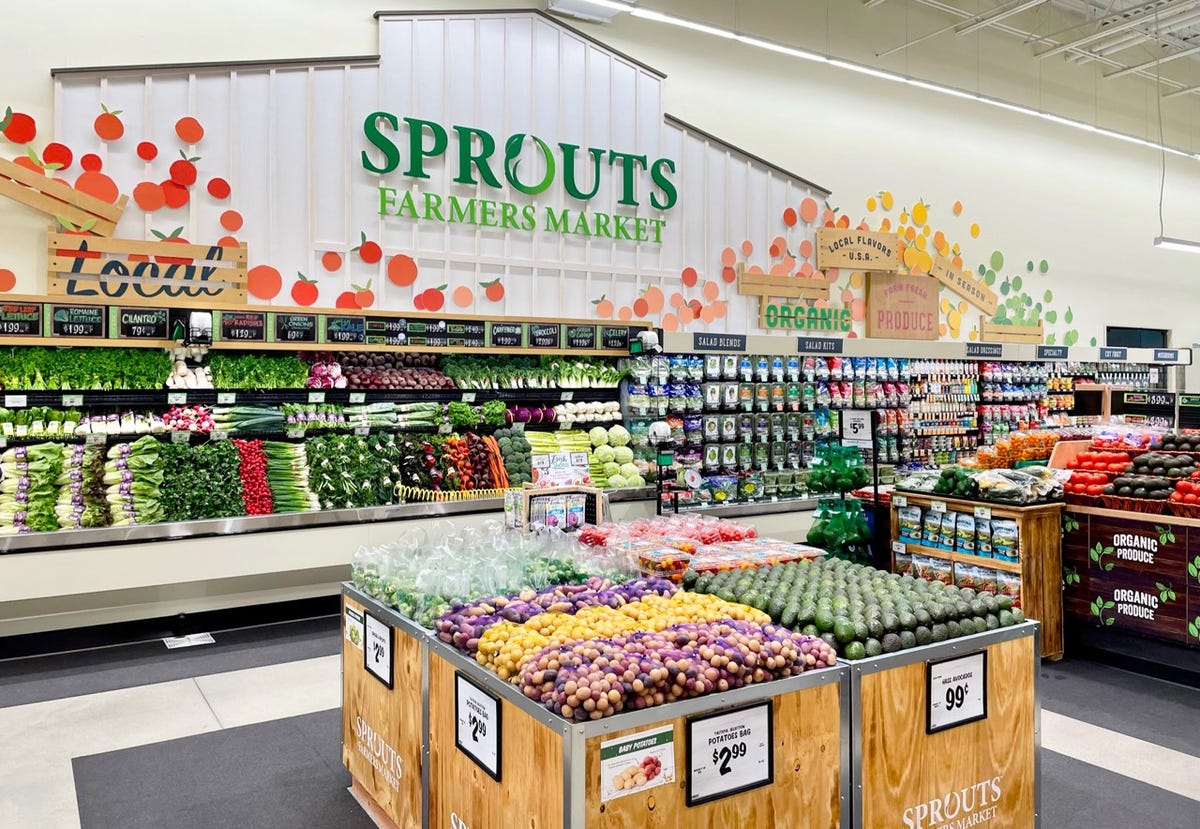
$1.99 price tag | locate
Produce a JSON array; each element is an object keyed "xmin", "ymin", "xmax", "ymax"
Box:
[
  {"xmin": 926, "ymin": 650, "xmax": 988, "ymax": 733},
  {"xmin": 685, "ymin": 700, "xmax": 773, "ymax": 806}
]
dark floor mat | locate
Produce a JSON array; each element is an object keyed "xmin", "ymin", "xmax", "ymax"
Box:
[{"xmin": 73, "ymin": 709, "xmax": 375, "ymax": 829}]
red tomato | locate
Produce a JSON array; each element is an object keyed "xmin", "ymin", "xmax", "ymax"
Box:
[
  {"xmin": 1186, "ymin": 493, "xmax": 1199, "ymax": 504},
  {"xmin": 1086, "ymin": 485, "xmax": 1104, "ymax": 496}
]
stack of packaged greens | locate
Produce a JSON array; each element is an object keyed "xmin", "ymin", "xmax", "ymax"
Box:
[
  {"xmin": 0, "ymin": 443, "xmax": 63, "ymax": 533},
  {"xmin": 105, "ymin": 436, "xmax": 163, "ymax": 526}
]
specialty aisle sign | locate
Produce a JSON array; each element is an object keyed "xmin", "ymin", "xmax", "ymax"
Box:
[
  {"xmin": 816, "ymin": 228, "xmax": 901, "ymax": 271},
  {"xmin": 455, "ymin": 671, "xmax": 501, "ymax": 781},
  {"xmin": 686, "ymin": 700, "xmax": 774, "ymax": 806},
  {"xmin": 926, "ymin": 650, "xmax": 987, "ymax": 733}
]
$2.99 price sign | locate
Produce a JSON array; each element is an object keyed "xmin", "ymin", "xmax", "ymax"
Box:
[
  {"xmin": 926, "ymin": 650, "xmax": 988, "ymax": 733},
  {"xmin": 363, "ymin": 611, "xmax": 393, "ymax": 689},
  {"xmin": 686, "ymin": 700, "xmax": 773, "ymax": 806},
  {"xmin": 455, "ymin": 672, "xmax": 502, "ymax": 781}
]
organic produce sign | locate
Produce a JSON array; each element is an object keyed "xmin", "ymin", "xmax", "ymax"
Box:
[
  {"xmin": 565, "ymin": 324, "xmax": 596, "ymax": 350},
  {"xmin": 490, "ymin": 322, "xmax": 523, "ymax": 348},
  {"xmin": 600, "ymin": 725, "xmax": 675, "ymax": 803},
  {"xmin": 273, "ymin": 313, "xmax": 318, "ymax": 343},
  {"xmin": 686, "ymin": 701, "xmax": 773, "ymax": 806},
  {"xmin": 50, "ymin": 304, "xmax": 106, "ymax": 338},
  {"xmin": 218, "ymin": 310, "xmax": 266, "ymax": 342},
  {"xmin": 118, "ymin": 307, "xmax": 169, "ymax": 339},
  {"xmin": 601, "ymin": 326, "xmax": 631, "ymax": 350},
  {"xmin": 816, "ymin": 228, "xmax": 901, "ymax": 270},
  {"xmin": 529, "ymin": 323, "xmax": 561, "ymax": 349},
  {"xmin": 326, "ymin": 315, "xmax": 366, "ymax": 344},
  {"xmin": 454, "ymin": 671, "xmax": 501, "ymax": 781},
  {"xmin": 0, "ymin": 302, "xmax": 41, "ymax": 336},
  {"xmin": 926, "ymin": 650, "xmax": 987, "ymax": 733},
  {"xmin": 865, "ymin": 273, "xmax": 938, "ymax": 341}
]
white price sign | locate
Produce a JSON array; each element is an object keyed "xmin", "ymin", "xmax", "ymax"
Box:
[
  {"xmin": 166, "ymin": 392, "xmax": 187, "ymax": 405},
  {"xmin": 892, "ymin": 540, "xmax": 907, "ymax": 556},
  {"xmin": 974, "ymin": 505, "xmax": 992, "ymax": 521},
  {"xmin": 209, "ymin": 430, "xmax": 229, "ymax": 442},
  {"xmin": 363, "ymin": 611, "xmax": 393, "ymax": 688},
  {"xmin": 4, "ymin": 394, "xmax": 27, "ymax": 408},
  {"xmin": 171, "ymin": 431, "xmax": 192, "ymax": 444},
  {"xmin": 353, "ymin": 426, "xmax": 370, "ymax": 436},
  {"xmin": 560, "ymin": 390, "xmax": 574, "ymax": 401},
  {"xmin": 455, "ymin": 672, "xmax": 501, "ymax": 781},
  {"xmin": 286, "ymin": 428, "xmax": 305, "ymax": 439},
  {"xmin": 686, "ymin": 701, "xmax": 773, "ymax": 806},
  {"xmin": 84, "ymin": 433, "xmax": 106, "ymax": 446},
  {"xmin": 893, "ymin": 494, "xmax": 907, "ymax": 508},
  {"xmin": 308, "ymin": 391, "xmax": 326, "ymax": 403},
  {"xmin": 217, "ymin": 392, "xmax": 236, "ymax": 405},
  {"xmin": 461, "ymin": 391, "xmax": 476, "ymax": 403},
  {"xmin": 841, "ymin": 409, "xmax": 872, "ymax": 447},
  {"xmin": 927, "ymin": 650, "xmax": 987, "ymax": 733},
  {"xmin": 61, "ymin": 394, "xmax": 84, "ymax": 408},
  {"xmin": 930, "ymin": 499, "xmax": 947, "ymax": 514},
  {"xmin": 348, "ymin": 392, "xmax": 366, "ymax": 404}
]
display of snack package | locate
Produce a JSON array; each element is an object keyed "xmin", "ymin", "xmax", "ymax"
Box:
[
  {"xmin": 544, "ymin": 494, "xmax": 567, "ymax": 529},
  {"xmin": 954, "ymin": 562, "xmax": 978, "ymax": 590},
  {"xmin": 974, "ymin": 566, "xmax": 1000, "ymax": 596},
  {"xmin": 929, "ymin": 555, "xmax": 954, "ymax": 585},
  {"xmin": 955, "ymin": 513, "xmax": 976, "ymax": 555},
  {"xmin": 923, "ymin": 511, "xmax": 942, "ymax": 546},
  {"xmin": 565, "ymin": 493, "xmax": 587, "ymax": 529},
  {"xmin": 998, "ymin": 570, "xmax": 1022, "ymax": 607},
  {"xmin": 975, "ymin": 519, "xmax": 993, "ymax": 558},
  {"xmin": 895, "ymin": 549, "xmax": 915, "ymax": 577},
  {"xmin": 939, "ymin": 512, "xmax": 957, "ymax": 551},
  {"xmin": 898, "ymin": 505, "xmax": 924, "ymax": 542},
  {"xmin": 912, "ymin": 554, "xmax": 935, "ymax": 581},
  {"xmin": 990, "ymin": 519, "xmax": 1019, "ymax": 561}
]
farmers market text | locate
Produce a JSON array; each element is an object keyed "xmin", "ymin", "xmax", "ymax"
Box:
[{"xmin": 377, "ymin": 187, "xmax": 667, "ymax": 244}]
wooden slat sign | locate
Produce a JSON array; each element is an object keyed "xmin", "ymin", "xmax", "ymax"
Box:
[
  {"xmin": 978, "ymin": 316, "xmax": 1044, "ymax": 345},
  {"xmin": 930, "ymin": 254, "xmax": 998, "ymax": 316},
  {"xmin": 816, "ymin": 228, "xmax": 901, "ymax": 271},
  {"xmin": 0, "ymin": 157, "xmax": 128, "ymax": 236},
  {"xmin": 736, "ymin": 265, "xmax": 830, "ymax": 301},
  {"xmin": 865, "ymin": 273, "xmax": 938, "ymax": 340},
  {"xmin": 46, "ymin": 229, "xmax": 249, "ymax": 308}
]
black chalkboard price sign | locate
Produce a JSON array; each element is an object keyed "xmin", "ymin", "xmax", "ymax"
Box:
[
  {"xmin": 273, "ymin": 313, "xmax": 318, "ymax": 343},
  {"xmin": 219, "ymin": 310, "xmax": 267, "ymax": 342},
  {"xmin": 50, "ymin": 304, "xmax": 106, "ymax": 338},
  {"xmin": 118, "ymin": 308, "xmax": 169, "ymax": 339},
  {"xmin": 490, "ymin": 322, "xmax": 524, "ymax": 347},
  {"xmin": 565, "ymin": 324, "xmax": 596, "ymax": 349},
  {"xmin": 0, "ymin": 302, "xmax": 42, "ymax": 336},
  {"xmin": 600, "ymin": 326, "xmax": 630, "ymax": 350},
  {"xmin": 529, "ymin": 323, "xmax": 561, "ymax": 349},
  {"xmin": 325, "ymin": 316, "xmax": 366, "ymax": 344}
]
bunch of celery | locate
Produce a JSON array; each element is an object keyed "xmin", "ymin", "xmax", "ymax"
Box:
[
  {"xmin": 0, "ymin": 443, "xmax": 63, "ymax": 533},
  {"xmin": 105, "ymin": 436, "xmax": 163, "ymax": 526},
  {"xmin": 263, "ymin": 442, "xmax": 319, "ymax": 512}
]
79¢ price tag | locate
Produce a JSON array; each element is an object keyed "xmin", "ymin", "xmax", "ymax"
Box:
[
  {"xmin": 686, "ymin": 701, "xmax": 773, "ymax": 806},
  {"xmin": 926, "ymin": 650, "xmax": 987, "ymax": 733}
]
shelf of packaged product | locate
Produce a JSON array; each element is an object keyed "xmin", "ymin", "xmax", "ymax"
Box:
[
  {"xmin": 897, "ymin": 542, "xmax": 1022, "ymax": 574},
  {"xmin": 668, "ymin": 496, "xmax": 819, "ymax": 519}
]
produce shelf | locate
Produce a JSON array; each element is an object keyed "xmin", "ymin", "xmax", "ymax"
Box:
[{"xmin": 898, "ymin": 542, "xmax": 1022, "ymax": 574}]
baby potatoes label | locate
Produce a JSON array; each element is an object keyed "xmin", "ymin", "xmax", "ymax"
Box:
[{"xmin": 599, "ymin": 724, "xmax": 675, "ymax": 803}]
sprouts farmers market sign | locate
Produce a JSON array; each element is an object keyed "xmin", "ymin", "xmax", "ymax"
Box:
[{"xmin": 363, "ymin": 114, "xmax": 677, "ymax": 242}]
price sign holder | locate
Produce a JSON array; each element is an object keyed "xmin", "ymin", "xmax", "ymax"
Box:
[
  {"xmin": 363, "ymin": 610, "xmax": 393, "ymax": 689},
  {"xmin": 455, "ymin": 670, "xmax": 502, "ymax": 781},
  {"xmin": 685, "ymin": 700, "xmax": 774, "ymax": 807},
  {"xmin": 925, "ymin": 649, "xmax": 987, "ymax": 734},
  {"xmin": 841, "ymin": 409, "xmax": 873, "ymax": 448}
]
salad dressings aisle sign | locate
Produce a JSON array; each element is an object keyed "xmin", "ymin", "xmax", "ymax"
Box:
[
  {"xmin": 685, "ymin": 701, "xmax": 774, "ymax": 806},
  {"xmin": 599, "ymin": 724, "xmax": 675, "ymax": 803}
]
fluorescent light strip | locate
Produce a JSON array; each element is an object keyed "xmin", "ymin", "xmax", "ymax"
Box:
[
  {"xmin": 1153, "ymin": 236, "xmax": 1200, "ymax": 253},
  {"xmin": 613, "ymin": 6, "xmax": 1200, "ymax": 161}
]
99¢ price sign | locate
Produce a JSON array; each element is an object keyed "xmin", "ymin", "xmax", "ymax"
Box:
[
  {"xmin": 926, "ymin": 650, "xmax": 988, "ymax": 733},
  {"xmin": 685, "ymin": 701, "xmax": 774, "ymax": 806}
]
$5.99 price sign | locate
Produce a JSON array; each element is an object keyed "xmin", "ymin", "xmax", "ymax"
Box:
[
  {"xmin": 686, "ymin": 701, "xmax": 774, "ymax": 806},
  {"xmin": 926, "ymin": 650, "xmax": 988, "ymax": 733},
  {"xmin": 455, "ymin": 672, "xmax": 502, "ymax": 781}
]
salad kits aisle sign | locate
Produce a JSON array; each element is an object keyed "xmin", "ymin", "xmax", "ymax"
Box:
[{"xmin": 46, "ymin": 10, "xmax": 827, "ymax": 335}]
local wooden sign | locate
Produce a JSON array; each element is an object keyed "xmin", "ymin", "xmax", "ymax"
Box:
[
  {"xmin": 930, "ymin": 254, "xmax": 998, "ymax": 316},
  {"xmin": 816, "ymin": 228, "xmax": 901, "ymax": 271},
  {"xmin": 46, "ymin": 229, "xmax": 249, "ymax": 308},
  {"xmin": 866, "ymin": 273, "xmax": 938, "ymax": 340}
]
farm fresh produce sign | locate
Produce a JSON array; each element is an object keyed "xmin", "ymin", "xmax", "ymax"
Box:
[{"xmin": 366, "ymin": 114, "xmax": 676, "ymax": 243}]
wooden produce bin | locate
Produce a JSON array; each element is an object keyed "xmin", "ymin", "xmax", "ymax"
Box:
[
  {"xmin": 425, "ymin": 635, "xmax": 850, "ymax": 829},
  {"xmin": 890, "ymin": 493, "xmax": 1064, "ymax": 659},
  {"xmin": 341, "ymin": 586, "xmax": 428, "ymax": 829},
  {"xmin": 850, "ymin": 622, "xmax": 1041, "ymax": 829}
]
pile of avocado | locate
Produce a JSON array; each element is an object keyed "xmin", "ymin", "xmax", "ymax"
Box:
[
  {"xmin": 690, "ymin": 557, "xmax": 1025, "ymax": 661},
  {"xmin": 1104, "ymin": 474, "xmax": 1173, "ymax": 500},
  {"xmin": 1154, "ymin": 432, "xmax": 1200, "ymax": 452},
  {"xmin": 932, "ymin": 466, "xmax": 981, "ymax": 499},
  {"xmin": 1127, "ymin": 451, "xmax": 1196, "ymax": 479}
]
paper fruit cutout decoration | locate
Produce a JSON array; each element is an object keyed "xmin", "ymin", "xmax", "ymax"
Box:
[
  {"xmin": 1, "ymin": 107, "xmax": 36, "ymax": 144},
  {"xmin": 93, "ymin": 104, "xmax": 124, "ymax": 141},
  {"xmin": 290, "ymin": 273, "xmax": 319, "ymax": 306}
]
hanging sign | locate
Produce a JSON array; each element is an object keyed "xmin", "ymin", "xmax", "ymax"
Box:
[
  {"xmin": 866, "ymin": 273, "xmax": 938, "ymax": 340},
  {"xmin": 50, "ymin": 304, "xmax": 106, "ymax": 338},
  {"xmin": 966, "ymin": 342, "xmax": 1003, "ymax": 359},
  {"xmin": 686, "ymin": 701, "xmax": 774, "ymax": 806},
  {"xmin": 1037, "ymin": 345, "xmax": 1069, "ymax": 360},
  {"xmin": 693, "ymin": 333, "xmax": 746, "ymax": 352},
  {"xmin": 816, "ymin": 228, "xmax": 901, "ymax": 271},
  {"xmin": 1153, "ymin": 348, "xmax": 1181, "ymax": 363},
  {"xmin": 926, "ymin": 650, "xmax": 987, "ymax": 733},
  {"xmin": 1099, "ymin": 347, "xmax": 1128, "ymax": 361},
  {"xmin": 930, "ymin": 254, "xmax": 998, "ymax": 316},
  {"xmin": 798, "ymin": 336, "xmax": 843, "ymax": 354},
  {"xmin": 0, "ymin": 301, "xmax": 42, "ymax": 336}
]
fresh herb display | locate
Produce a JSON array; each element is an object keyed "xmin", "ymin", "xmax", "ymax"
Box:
[
  {"xmin": 158, "ymin": 443, "xmax": 193, "ymax": 523},
  {"xmin": 156, "ymin": 441, "xmax": 243, "ymax": 521},
  {"xmin": 307, "ymin": 435, "xmax": 388, "ymax": 509},
  {"xmin": 0, "ymin": 347, "xmax": 171, "ymax": 391},
  {"xmin": 207, "ymin": 353, "xmax": 309, "ymax": 389}
]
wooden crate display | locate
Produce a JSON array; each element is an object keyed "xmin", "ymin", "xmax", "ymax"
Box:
[
  {"xmin": 0, "ymin": 156, "xmax": 128, "ymax": 236},
  {"xmin": 889, "ymin": 493, "xmax": 1064, "ymax": 660},
  {"xmin": 737, "ymin": 264, "xmax": 831, "ymax": 302},
  {"xmin": 979, "ymin": 316, "xmax": 1044, "ymax": 345},
  {"xmin": 851, "ymin": 624, "xmax": 1040, "ymax": 828},
  {"xmin": 47, "ymin": 228, "xmax": 249, "ymax": 307},
  {"xmin": 341, "ymin": 593, "xmax": 426, "ymax": 829}
]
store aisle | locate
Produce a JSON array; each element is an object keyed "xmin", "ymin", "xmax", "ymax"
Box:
[{"xmin": 1, "ymin": 620, "xmax": 1197, "ymax": 829}]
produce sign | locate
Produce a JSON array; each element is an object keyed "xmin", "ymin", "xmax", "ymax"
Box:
[
  {"xmin": 565, "ymin": 324, "xmax": 596, "ymax": 350},
  {"xmin": 118, "ymin": 308, "xmax": 169, "ymax": 339},
  {"xmin": 600, "ymin": 725, "xmax": 674, "ymax": 803},
  {"xmin": 685, "ymin": 701, "xmax": 773, "ymax": 805},
  {"xmin": 865, "ymin": 273, "xmax": 938, "ymax": 341},
  {"xmin": 925, "ymin": 650, "xmax": 987, "ymax": 733},
  {"xmin": 490, "ymin": 322, "xmax": 523, "ymax": 348},
  {"xmin": 601, "ymin": 326, "xmax": 631, "ymax": 350},
  {"xmin": 529, "ymin": 323, "xmax": 561, "ymax": 349},
  {"xmin": 816, "ymin": 228, "xmax": 901, "ymax": 271},
  {"xmin": 273, "ymin": 313, "xmax": 318, "ymax": 343},
  {"xmin": 930, "ymin": 254, "xmax": 998, "ymax": 316},
  {"xmin": 50, "ymin": 304, "xmax": 106, "ymax": 339},
  {"xmin": 218, "ymin": 310, "xmax": 266, "ymax": 342},
  {"xmin": 0, "ymin": 301, "xmax": 41, "ymax": 336},
  {"xmin": 454, "ymin": 672, "xmax": 501, "ymax": 780},
  {"xmin": 325, "ymin": 315, "xmax": 366, "ymax": 344}
]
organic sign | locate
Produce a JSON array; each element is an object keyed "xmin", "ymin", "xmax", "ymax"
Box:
[
  {"xmin": 762, "ymin": 302, "xmax": 851, "ymax": 333},
  {"xmin": 865, "ymin": 273, "xmax": 938, "ymax": 340},
  {"xmin": 816, "ymin": 228, "xmax": 901, "ymax": 271},
  {"xmin": 930, "ymin": 254, "xmax": 998, "ymax": 316}
]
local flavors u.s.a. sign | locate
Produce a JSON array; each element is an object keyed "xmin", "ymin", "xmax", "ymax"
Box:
[{"xmin": 816, "ymin": 228, "xmax": 901, "ymax": 271}]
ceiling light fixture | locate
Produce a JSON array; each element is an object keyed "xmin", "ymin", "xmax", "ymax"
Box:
[
  {"xmin": 1153, "ymin": 236, "xmax": 1200, "ymax": 253},
  {"xmin": 592, "ymin": 4, "xmax": 1200, "ymax": 162}
]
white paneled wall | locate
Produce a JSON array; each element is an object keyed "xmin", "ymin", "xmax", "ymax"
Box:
[{"xmin": 54, "ymin": 11, "xmax": 828, "ymax": 334}]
